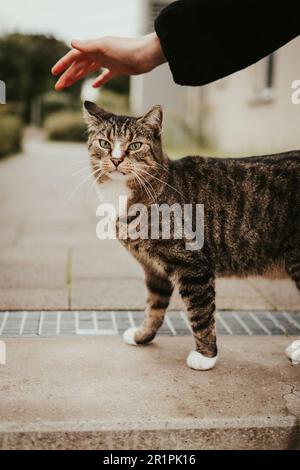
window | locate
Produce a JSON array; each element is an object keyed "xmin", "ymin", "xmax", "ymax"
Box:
[
  {"xmin": 250, "ymin": 53, "xmax": 276, "ymax": 105},
  {"xmin": 266, "ymin": 54, "xmax": 275, "ymax": 90},
  {"xmin": 147, "ymin": 1, "xmax": 169, "ymax": 33}
]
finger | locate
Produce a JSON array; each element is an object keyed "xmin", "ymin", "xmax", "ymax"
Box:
[
  {"xmin": 92, "ymin": 69, "xmax": 114, "ymax": 88},
  {"xmin": 71, "ymin": 39, "xmax": 104, "ymax": 56},
  {"xmin": 55, "ymin": 60, "xmax": 100, "ymax": 91},
  {"xmin": 73, "ymin": 62, "xmax": 99, "ymax": 80},
  {"xmin": 74, "ymin": 61, "xmax": 99, "ymax": 79},
  {"xmin": 55, "ymin": 61, "xmax": 85, "ymax": 90},
  {"xmin": 51, "ymin": 48, "xmax": 83, "ymax": 76}
]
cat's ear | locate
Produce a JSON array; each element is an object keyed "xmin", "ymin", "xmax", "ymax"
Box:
[
  {"xmin": 138, "ymin": 105, "xmax": 163, "ymax": 132},
  {"xmin": 83, "ymin": 101, "xmax": 111, "ymax": 128}
]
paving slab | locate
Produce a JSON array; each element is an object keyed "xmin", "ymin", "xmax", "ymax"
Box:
[
  {"xmin": 0, "ymin": 228, "xmax": 19, "ymax": 247},
  {"xmin": 0, "ymin": 248, "xmax": 68, "ymax": 289},
  {"xmin": 0, "ymin": 336, "xmax": 299, "ymax": 450},
  {"xmin": 249, "ymin": 278, "xmax": 300, "ymax": 310},
  {"xmin": 0, "ymin": 134, "xmax": 299, "ymax": 311},
  {"xmin": 72, "ymin": 242, "xmax": 143, "ymax": 279},
  {"xmin": 216, "ymin": 278, "xmax": 273, "ymax": 310},
  {"xmin": 70, "ymin": 276, "xmax": 275, "ymax": 312},
  {"xmin": 0, "ymin": 288, "xmax": 69, "ymax": 311},
  {"xmin": 71, "ymin": 279, "xmax": 147, "ymax": 310}
]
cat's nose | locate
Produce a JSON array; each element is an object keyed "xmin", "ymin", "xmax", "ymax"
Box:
[{"xmin": 110, "ymin": 158, "xmax": 122, "ymax": 168}]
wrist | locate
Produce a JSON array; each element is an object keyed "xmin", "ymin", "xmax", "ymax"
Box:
[{"xmin": 138, "ymin": 32, "xmax": 166, "ymax": 72}]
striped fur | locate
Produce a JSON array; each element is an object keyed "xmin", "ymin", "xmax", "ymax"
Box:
[{"xmin": 84, "ymin": 102, "xmax": 300, "ymax": 361}]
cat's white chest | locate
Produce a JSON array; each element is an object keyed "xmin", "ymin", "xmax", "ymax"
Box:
[{"xmin": 96, "ymin": 176, "xmax": 130, "ymax": 219}]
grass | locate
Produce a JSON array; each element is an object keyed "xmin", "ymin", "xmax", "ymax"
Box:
[
  {"xmin": 165, "ymin": 143, "xmax": 216, "ymax": 160},
  {"xmin": 160, "ymin": 113, "xmax": 214, "ymax": 159}
]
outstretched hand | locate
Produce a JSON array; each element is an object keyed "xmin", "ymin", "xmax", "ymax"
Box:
[{"xmin": 51, "ymin": 33, "xmax": 166, "ymax": 91}]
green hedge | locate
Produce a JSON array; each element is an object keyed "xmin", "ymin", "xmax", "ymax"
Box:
[
  {"xmin": 104, "ymin": 75, "xmax": 129, "ymax": 95},
  {"xmin": 44, "ymin": 111, "xmax": 86, "ymax": 142},
  {"xmin": 0, "ymin": 33, "xmax": 82, "ymax": 123},
  {"xmin": 41, "ymin": 92, "xmax": 72, "ymax": 121},
  {"xmin": 98, "ymin": 89, "xmax": 129, "ymax": 115},
  {"xmin": 0, "ymin": 115, "xmax": 23, "ymax": 158}
]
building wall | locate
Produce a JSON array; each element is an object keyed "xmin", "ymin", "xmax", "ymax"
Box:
[
  {"xmin": 130, "ymin": 65, "xmax": 187, "ymax": 116},
  {"xmin": 200, "ymin": 37, "xmax": 300, "ymax": 155},
  {"xmin": 130, "ymin": 0, "xmax": 188, "ymax": 118},
  {"xmin": 130, "ymin": 1, "xmax": 300, "ymax": 155}
]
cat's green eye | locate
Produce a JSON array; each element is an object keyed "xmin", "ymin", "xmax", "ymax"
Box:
[
  {"xmin": 99, "ymin": 139, "xmax": 111, "ymax": 149},
  {"xmin": 128, "ymin": 142, "xmax": 143, "ymax": 151}
]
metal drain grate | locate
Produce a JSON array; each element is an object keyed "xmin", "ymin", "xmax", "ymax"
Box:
[{"xmin": 0, "ymin": 310, "xmax": 299, "ymax": 337}]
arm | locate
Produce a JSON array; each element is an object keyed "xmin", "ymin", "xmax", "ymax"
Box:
[
  {"xmin": 155, "ymin": 0, "xmax": 300, "ymax": 86},
  {"xmin": 52, "ymin": 0, "xmax": 300, "ymax": 91},
  {"xmin": 51, "ymin": 33, "xmax": 166, "ymax": 91}
]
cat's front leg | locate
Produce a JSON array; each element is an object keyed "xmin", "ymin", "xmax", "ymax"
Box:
[
  {"xmin": 123, "ymin": 268, "xmax": 174, "ymax": 346},
  {"xmin": 178, "ymin": 270, "xmax": 218, "ymax": 370}
]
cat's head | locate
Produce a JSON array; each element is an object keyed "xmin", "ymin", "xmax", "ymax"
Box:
[{"xmin": 83, "ymin": 101, "xmax": 167, "ymax": 185}]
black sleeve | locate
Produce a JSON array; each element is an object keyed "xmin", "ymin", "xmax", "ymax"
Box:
[{"xmin": 154, "ymin": 0, "xmax": 300, "ymax": 86}]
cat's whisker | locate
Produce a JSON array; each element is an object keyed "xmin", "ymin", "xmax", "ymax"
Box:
[
  {"xmin": 69, "ymin": 154, "xmax": 101, "ymax": 170},
  {"xmin": 152, "ymin": 160, "xmax": 169, "ymax": 171},
  {"xmin": 132, "ymin": 167, "xmax": 158, "ymax": 205},
  {"xmin": 85, "ymin": 168, "xmax": 107, "ymax": 200},
  {"xmin": 131, "ymin": 169, "xmax": 157, "ymax": 205},
  {"xmin": 133, "ymin": 163, "xmax": 155, "ymax": 195},
  {"xmin": 142, "ymin": 174, "xmax": 158, "ymax": 202},
  {"xmin": 90, "ymin": 170, "xmax": 105, "ymax": 194},
  {"xmin": 132, "ymin": 171, "xmax": 154, "ymax": 203},
  {"xmin": 142, "ymin": 158, "xmax": 169, "ymax": 176},
  {"xmin": 70, "ymin": 165, "xmax": 94, "ymax": 177},
  {"xmin": 138, "ymin": 173, "xmax": 158, "ymax": 204},
  {"xmin": 82, "ymin": 171, "xmax": 105, "ymax": 205},
  {"xmin": 130, "ymin": 170, "xmax": 144, "ymax": 194},
  {"xmin": 137, "ymin": 166, "xmax": 185, "ymax": 199},
  {"xmin": 134, "ymin": 174, "xmax": 160, "ymax": 216},
  {"xmin": 69, "ymin": 159, "xmax": 91, "ymax": 170},
  {"xmin": 65, "ymin": 167, "xmax": 102, "ymax": 204},
  {"xmin": 60, "ymin": 163, "xmax": 93, "ymax": 185}
]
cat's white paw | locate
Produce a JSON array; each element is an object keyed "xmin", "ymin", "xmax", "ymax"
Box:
[
  {"xmin": 285, "ymin": 340, "xmax": 300, "ymax": 365},
  {"xmin": 123, "ymin": 327, "xmax": 138, "ymax": 346},
  {"xmin": 187, "ymin": 351, "xmax": 218, "ymax": 370}
]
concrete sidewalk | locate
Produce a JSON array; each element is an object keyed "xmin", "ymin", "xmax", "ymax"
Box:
[
  {"xmin": 0, "ymin": 131, "xmax": 300, "ymax": 451},
  {"xmin": 0, "ymin": 130, "xmax": 299, "ymax": 312},
  {"xmin": 0, "ymin": 336, "xmax": 299, "ymax": 450}
]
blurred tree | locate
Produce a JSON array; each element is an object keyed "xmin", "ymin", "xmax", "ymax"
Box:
[{"xmin": 0, "ymin": 33, "xmax": 81, "ymax": 122}]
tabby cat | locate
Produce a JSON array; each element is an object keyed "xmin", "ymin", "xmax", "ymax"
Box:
[{"xmin": 84, "ymin": 101, "xmax": 300, "ymax": 370}]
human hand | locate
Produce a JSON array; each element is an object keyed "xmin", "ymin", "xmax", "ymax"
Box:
[{"xmin": 51, "ymin": 33, "xmax": 166, "ymax": 91}]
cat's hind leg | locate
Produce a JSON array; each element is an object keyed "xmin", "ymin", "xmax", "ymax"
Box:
[
  {"xmin": 123, "ymin": 269, "xmax": 174, "ymax": 346},
  {"xmin": 284, "ymin": 249, "xmax": 300, "ymax": 365},
  {"xmin": 178, "ymin": 269, "xmax": 218, "ymax": 370}
]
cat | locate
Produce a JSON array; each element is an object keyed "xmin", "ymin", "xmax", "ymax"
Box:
[{"xmin": 83, "ymin": 100, "xmax": 300, "ymax": 370}]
